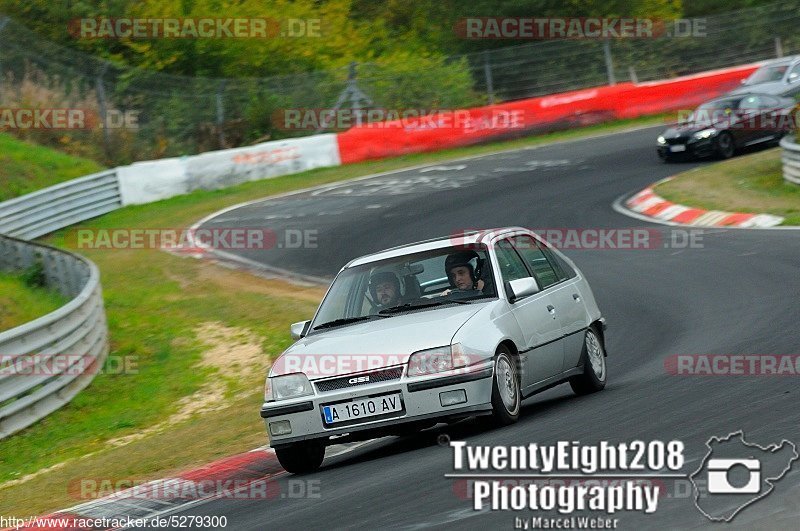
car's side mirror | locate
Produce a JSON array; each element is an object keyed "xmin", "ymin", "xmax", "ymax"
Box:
[
  {"xmin": 506, "ymin": 277, "xmax": 540, "ymax": 302},
  {"xmin": 290, "ymin": 320, "xmax": 311, "ymax": 340},
  {"xmin": 789, "ymin": 73, "xmax": 800, "ymax": 83}
]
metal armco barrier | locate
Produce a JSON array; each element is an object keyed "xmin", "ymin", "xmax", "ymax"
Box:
[
  {"xmin": 0, "ymin": 235, "xmax": 108, "ymax": 439},
  {"xmin": 780, "ymin": 136, "xmax": 800, "ymax": 185},
  {"xmin": 0, "ymin": 169, "xmax": 122, "ymax": 239}
]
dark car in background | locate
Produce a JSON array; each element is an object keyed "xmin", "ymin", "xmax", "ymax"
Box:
[{"xmin": 656, "ymin": 93, "xmax": 796, "ymax": 162}]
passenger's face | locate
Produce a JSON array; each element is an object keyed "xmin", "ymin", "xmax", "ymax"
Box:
[
  {"xmin": 375, "ymin": 282, "xmax": 398, "ymax": 305},
  {"xmin": 450, "ymin": 266, "xmax": 473, "ymax": 290}
]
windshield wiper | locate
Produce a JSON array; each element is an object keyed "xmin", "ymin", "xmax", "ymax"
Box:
[
  {"xmin": 379, "ymin": 300, "xmax": 457, "ymax": 314},
  {"xmin": 312, "ymin": 315, "xmax": 388, "ymax": 330}
]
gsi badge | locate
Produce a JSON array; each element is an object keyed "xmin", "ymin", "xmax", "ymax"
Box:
[{"xmin": 349, "ymin": 376, "xmax": 370, "ymax": 384}]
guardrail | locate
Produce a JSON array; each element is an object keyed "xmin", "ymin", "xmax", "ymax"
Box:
[
  {"xmin": 780, "ymin": 136, "xmax": 800, "ymax": 185},
  {"xmin": 0, "ymin": 235, "xmax": 108, "ymax": 439},
  {"xmin": 0, "ymin": 169, "xmax": 121, "ymax": 239}
]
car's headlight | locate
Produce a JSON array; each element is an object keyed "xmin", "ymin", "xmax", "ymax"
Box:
[
  {"xmin": 407, "ymin": 344, "xmax": 470, "ymax": 377},
  {"xmin": 657, "ymin": 135, "xmax": 667, "ymax": 145},
  {"xmin": 692, "ymin": 128, "xmax": 716, "ymax": 140},
  {"xmin": 264, "ymin": 373, "xmax": 314, "ymax": 401}
]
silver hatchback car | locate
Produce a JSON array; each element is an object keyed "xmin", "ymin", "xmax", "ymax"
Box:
[{"xmin": 261, "ymin": 227, "xmax": 608, "ymax": 473}]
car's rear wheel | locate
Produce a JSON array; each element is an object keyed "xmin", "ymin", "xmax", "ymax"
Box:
[
  {"xmin": 490, "ymin": 346, "xmax": 521, "ymax": 425},
  {"xmin": 714, "ymin": 131, "xmax": 735, "ymax": 159},
  {"xmin": 275, "ymin": 441, "xmax": 325, "ymax": 474},
  {"xmin": 569, "ymin": 327, "xmax": 607, "ymax": 395}
]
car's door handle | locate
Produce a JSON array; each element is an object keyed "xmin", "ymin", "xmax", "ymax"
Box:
[
  {"xmin": 547, "ymin": 305, "xmax": 555, "ymax": 312},
  {"xmin": 572, "ymin": 293, "xmax": 581, "ymax": 302}
]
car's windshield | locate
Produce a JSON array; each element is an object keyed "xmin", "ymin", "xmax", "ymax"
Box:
[
  {"xmin": 745, "ymin": 64, "xmax": 789, "ymax": 84},
  {"xmin": 311, "ymin": 245, "xmax": 496, "ymax": 331},
  {"xmin": 685, "ymin": 99, "xmax": 743, "ymax": 126}
]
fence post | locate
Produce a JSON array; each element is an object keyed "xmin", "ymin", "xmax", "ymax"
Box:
[
  {"xmin": 317, "ymin": 62, "xmax": 373, "ymax": 132},
  {"xmin": 0, "ymin": 17, "xmax": 9, "ymax": 93},
  {"xmin": 775, "ymin": 37, "xmax": 783, "ymax": 58},
  {"xmin": 603, "ymin": 39, "xmax": 616, "ymax": 86},
  {"xmin": 628, "ymin": 65, "xmax": 638, "ymax": 84},
  {"xmin": 216, "ymin": 81, "xmax": 226, "ymax": 149},
  {"xmin": 483, "ymin": 51, "xmax": 495, "ymax": 104},
  {"xmin": 95, "ymin": 63, "xmax": 111, "ymax": 160}
]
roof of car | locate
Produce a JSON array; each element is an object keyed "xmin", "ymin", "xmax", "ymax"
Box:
[
  {"xmin": 759, "ymin": 55, "xmax": 799, "ymax": 65},
  {"xmin": 344, "ymin": 227, "xmax": 526, "ymax": 268}
]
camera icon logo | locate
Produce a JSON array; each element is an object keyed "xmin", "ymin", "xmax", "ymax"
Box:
[
  {"xmin": 691, "ymin": 431, "xmax": 798, "ymax": 522},
  {"xmin": 706, "ymin": 458, "xmax": 760, "ymax": 494}
]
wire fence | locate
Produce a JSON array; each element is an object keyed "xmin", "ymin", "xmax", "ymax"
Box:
[{"xmin": 0, "ymin": 1, "xmax": 799, "ymax": 163}]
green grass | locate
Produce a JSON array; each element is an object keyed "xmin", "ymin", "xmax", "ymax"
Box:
[
  {"xmin": 0, "ymin": 133, "xmax": 105, "ymax": 201},
  {"xmin": 656, "ymin": 148, "xmax": 800, "ymax": 225},
  {"xmin": 0, "ymin": 272, "xmax": 68, "ymax": 331},
  {"xmin": 0, "ymin": 113, "xmax": 668, "ymax": 515}
]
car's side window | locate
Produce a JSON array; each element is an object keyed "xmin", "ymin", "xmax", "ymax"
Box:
[
  {"xmin": 495, "ymin": 239, "xmax": 530, "ymax": 282},
  {"xmin": 788, "ymin": 63, "xmax": 800, "ymax": 83},
  {"xmin": 509, "ymin": 235, "xmax": 560, "ymax": 288},
  {"xmin": 538, "ymin": 240, "xmax": 577, "ymax": 280},
  {"xmin": 759, "ymin": 96, "xmax": 777, "ymax": 109}
]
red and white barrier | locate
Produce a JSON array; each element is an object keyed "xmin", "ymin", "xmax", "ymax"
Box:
[
  {"xmin": 115, "ymin": 63, "xmax": 759, "ymax": 205},
  {"xmin": 335, "ymin": 64, "xmax": 758, "ymax": 164}
]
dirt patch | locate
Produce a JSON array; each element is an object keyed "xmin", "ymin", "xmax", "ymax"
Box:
[{"xmin": 105, "ymin": 322, "xmax": 267, "ymax": 448}]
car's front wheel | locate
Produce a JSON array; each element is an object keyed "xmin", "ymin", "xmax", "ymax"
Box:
[
  {"xmin": 569, "ymin": 327, "xmax": 607, "ymax": 395},
  {"xmin": 714, "ymin": 131, "xmax": 735, "ymax": 159},
  {"xmin": 275, "ymin": 440, "xmax": 325, "ymax": 474},
  {"xmin": 490, "ymin": 346, "xmax": 521, "ymax": 425}
]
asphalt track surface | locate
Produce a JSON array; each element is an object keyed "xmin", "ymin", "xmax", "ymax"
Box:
[{"xmin": 189, "ymin": 126, "xmax": 800, "ymax": 529}]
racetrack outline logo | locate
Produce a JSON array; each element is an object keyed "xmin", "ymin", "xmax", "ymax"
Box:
[{"xmin": 690, "ymin": 431, "xmax": 798, "ymax": 522}]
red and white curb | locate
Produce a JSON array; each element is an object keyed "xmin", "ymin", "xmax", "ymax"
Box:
[
  {"xmin": 14, "ymin": 447, "xmax": 285, "ymax": 530},
  {"xmin": 624, "ymin": 180, "xmax": 784, "ymax": 228},
  {"xmin": 13, "ymin": 441, "xmax": 369, "ymax": 530}
]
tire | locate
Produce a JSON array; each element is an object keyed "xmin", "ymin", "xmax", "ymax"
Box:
[
  {"xmin": 275, "ymin": 441, "xmax": 325, "ymax": 474},
  {"xmin": 490, "ymin": 346, "xmax": 521, "ymax": 425},
  {"xmin": 714, "ymin": 131, "xmax": 735, "ymax": 159},
  {"xmin": 569, "ymin": 327, "xmax": 607, "ymax": 395}
]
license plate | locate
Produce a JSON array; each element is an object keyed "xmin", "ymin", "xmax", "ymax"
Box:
[
  {"xmin": 670, "ymin": 144, "xmax": 687, "ymax": 152},
  {"xmin": 322, "ymin": 394, "xmax": 402, "ymax": 425}
]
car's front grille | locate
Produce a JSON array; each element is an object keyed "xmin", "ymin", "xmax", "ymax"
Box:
[
  {"xmin": 665, "ymin": 137, "xmax": 688, "ymax": 145},
  {"xmin": 315, "ymin": 367, "xmax": 404, "ymax": 393}
]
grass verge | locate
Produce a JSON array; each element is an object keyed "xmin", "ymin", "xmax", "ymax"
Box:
[
  {"xmin": 0, "ymin": 133, "xmax": 105, "ymax": 201},
  {"xmin": 655, "ymin": 147, "xmax": 800, "ymax": 225},
  {"xmin": 0, "ymin": 113, "xmax": 667, "ymax": 515},
  {"xmin": 0, "ymin": 272, "xmax": 68, "ymax": 330}
]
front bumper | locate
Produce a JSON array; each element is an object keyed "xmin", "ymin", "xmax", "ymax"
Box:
[
  {"xmin": 261, "ymin": 364, "xmax": 494, "ymax": 448},
  {"xmin": 657, "ymin": 137, "xmax": 716, "ymax": 159}
]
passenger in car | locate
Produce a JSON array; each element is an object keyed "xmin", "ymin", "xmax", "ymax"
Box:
[{"xmin": 440, "ymin": 251, "xmax": 485, "ymax": 296}]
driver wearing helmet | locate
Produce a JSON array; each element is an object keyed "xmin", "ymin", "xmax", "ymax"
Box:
[
  {"xmin": 441, "ymin": 251, "xmax": 485, "ymax": 296},
  {"xmin": 369, "ymin": 271, "xmax": 402, "ymax": 309}
]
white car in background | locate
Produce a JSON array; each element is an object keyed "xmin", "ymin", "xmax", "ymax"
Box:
[
  {"xmin": 729, "ymin": 55, "xmax": 800, "ymax": 97},
  {"xmin": 261, "ymin": 227, "xmax": 608, "ymax": 473}
]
